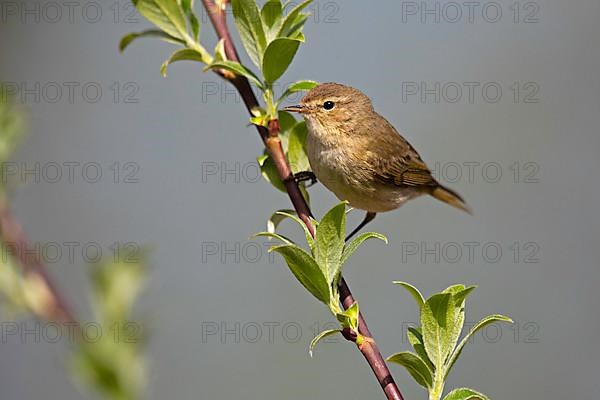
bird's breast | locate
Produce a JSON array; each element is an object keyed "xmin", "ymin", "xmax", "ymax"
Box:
[{"xmin": 305, "ymin": 119, "xmax": 421, "ymax": 212}]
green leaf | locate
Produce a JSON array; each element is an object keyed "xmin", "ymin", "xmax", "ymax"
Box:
[
  {"xmin": 250, "ymin": 115, "xmax": 267, "ymax": 127},
  {"xmin": 387, "ymin": 352, "xmax": 433, "ymax": 389},
  {"xmin": 270, "ymin": 244, "xmax": 330, "ymax": 304},
  {"xmin": 336, "ymin": 301, "xmax": 359, "ymax": 330},
  {"xmin": 257, "ymin": 154, "xmax": 286, "ymax": 192},
  {"xmin": 205, "ymin": 61, "xmax": 264, "ymax": 90},
  {"xmin": 119, "ymin": 29, "xmax": 184, "ymax": 52},
  {"xmin": 261, "ymin": 0, "xmax": 283, "ymax": 34},
  {"xmin": 421, "ymin": 293, "xmax": 455, "ymax": 370},
  {"xmin": 278, "ymin": 0, "xmax": 313, "ymax": 38},
  {"xmin": 394, "ymin": 281, "xmax": 426, "ymax": 309},
  {"xmin": 160, "ymin": 48, "xmax": 207, "ymax": 76},
  {"xmin": 254, "ymin": 232, "xmax": 295, "ymax": 246},
  {"xmin": 281, "ymin": 13, "xmax": 308, "ymax": 41},
  {"xmin": 278, "ymin": 110, "xmax": 298, "ymax": 134},
  {"xmin": 231, "ymin": 0, "xmax": 267, "ymax": 67},
  {"xmin": 181, "ymin": 0, "xmax": 200, "ymax": 41},
  {"xmin": 92, "ymin": 260, "xmax": 146, "ymax": 324},
  {"xmin": 0, "ymin": 249, "xmax": 29, "ymax": 314},
  {"xmin": 214, "ymin": 39, "xmax": 227, "ymax": 62},
  {"xmin": 452, "ymin": 286, "xmax": 476, "ymax": 308},
  {"xmin": 407, "ymin": 327, "xmax": 435, "ymax": 372},
  {"xmin": 315, "ymin": 202, "xmax": 347, "ymax": 285},
  {"xmin": 445, "ymin": 314, "xmax": 513, "ymax": 378},
  {"xmin": 0, "ymin": 89, "xmax": 25, "ymax": 171},
  {"xmin": 309, "ymin": 329, "xmax": 339, "ymax": 357},
  {"xmin": 267, "ymin": 209, "xmax": 296, "ymax": 233},
  {"xmin": 269, "ymin": 210, "xmax": 315, "ymax": 255},
  {"xmin": 443, "ymin": 388, "xmax": 490, "ymax": 400},
  {"xmin": 287, "ymin": 122, "xmax": 310, "ymax": 174},
  {"xmin": 71, "ymin": 258, "xmax": 147, "ymax": 400},
  {"xmin": 299, "ymin": 184, "xmax": 311, "ymax": 207},
  {"xmin": 262, "ymin": 38, "xmax": 301, "ymax": 84},
  {"xmin": 278, "ymin": 80, "xmax": 319, "ymax": 104},
  {"xmin": 340, "ymin": 232, "xmax": 387, "ymax": 267},
  {"xmin": 442, "ymin": 285, "xmax": 476, "ymax": 360},
  {"xmin": 249, "ymin": 106, "xmax": 268, "ymax": 127},
  {"xmin": 136, "ymin": 0, "xmax": 189, "ymax": 41}
]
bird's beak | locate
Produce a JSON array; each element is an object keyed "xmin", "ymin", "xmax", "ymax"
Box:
[{"xmin": 282, "ymin": 105, "xmax": 306, "ymax": 113}]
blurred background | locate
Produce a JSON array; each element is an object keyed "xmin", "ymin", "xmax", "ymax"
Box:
[{"xmin": 1, "ymin": 0, "xmax": 599, "ymax": 398}]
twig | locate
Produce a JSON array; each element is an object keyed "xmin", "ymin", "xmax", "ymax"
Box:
[
  {"xmin": 200, "ymin": 1, "xmax": 404, "ymax": 399},
  {"xmin": 0, "ymin": 199, "xmax": 76, "ymax": 324}
]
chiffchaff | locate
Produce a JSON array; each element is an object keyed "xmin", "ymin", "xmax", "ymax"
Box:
[{"xmin": 284, "ymin": 82, "xmax": 471, "ymax": 239}]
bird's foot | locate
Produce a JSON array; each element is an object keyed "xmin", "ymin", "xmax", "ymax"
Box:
[{"xmin": 292, "ymin": 171, "xmax": 317, "ymax": 187}]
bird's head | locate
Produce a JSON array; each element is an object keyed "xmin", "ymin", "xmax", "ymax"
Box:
[{"xmin": 283, "ymin": 83, "xmax": 373, "ymax": 128}]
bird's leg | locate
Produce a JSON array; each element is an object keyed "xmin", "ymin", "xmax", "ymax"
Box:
[
  {"xmin": 293, "ymin": 171, "xmax": 317, "ymax": 187},
  {"xmin": 346, "ymin": 212, "xmax": 377, "ymax": 242}
]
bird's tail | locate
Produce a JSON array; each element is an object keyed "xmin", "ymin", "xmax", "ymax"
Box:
[{"xmin": 431, "ymin": 184, "xmax": 472, "ymax": 214}]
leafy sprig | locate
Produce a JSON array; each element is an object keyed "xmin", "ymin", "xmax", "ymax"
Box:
[
  {"xmin": 387, "ymin": 283, "xmax": 513, "ymax": 400},
  {"xmin": 256, "ymin": 202, "xmax": 387, "ymax": 355},
  {"xmin": 121, "ymin": 0, "xmax": 317, "ymax": 117},
  {"xmin": 71, "ymin": 258, "xmax": 148, "ymax": 400},
  {"xmin": 121, "ymin": 0, "xmax": 318, "ymax": 193},
  {"xmin": 120, "ymin": 0, "xmax": 213, "ymax": 76}
]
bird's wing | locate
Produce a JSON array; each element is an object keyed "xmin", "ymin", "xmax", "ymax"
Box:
[
  {"xmin": 373, "ymin": 152, "xmax": 437, "ymax": 188},
  {"xmin": 365, "ymin": 115, "xmax": 437, "ymax": 189}
]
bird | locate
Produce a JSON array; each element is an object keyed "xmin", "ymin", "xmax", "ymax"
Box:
[{"xmin": 283, "ymin": 82, "xmax": 471, "ymax": 240}]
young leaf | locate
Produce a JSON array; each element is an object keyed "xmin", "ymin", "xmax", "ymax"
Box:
[
  {"xmin": 299, "ymin": 184, "xmax": 311, "ymax": 207},
  {"xmin": 262, "ymin": 38, "xmax": 301, "ymax": 84},
  {"xmin": 393, "ymin": 281, "xmax": 425, "ymax": 309},
  {"xmin": 407, "ymin": 327, "xmax": 434, "ymax": 372},
  {"xmin": 340, "ymin": 232, "xmax": 387, "ymax": 268},
  {"xmin": 281, "ymin": 13, "xmax": 308, "ymax": 41},
  {"xmin": 205, "ymin": 61, "xmax": 264, "ymax": 90},
  {"xmin": 181, "ymin": 0, "xmax": 200, "ymax": 41},
  {"xmin": 442, "ymin": 285, "xmax": 476, "ymax": 360},
  {"xmin": 278, "ymin": 110, "xmax": 298, "ymax": 134},
  {"xmin": 421, "ymin": 293, "xmax": 455, "ymax": 370},
  {"xmin": 160, "ymin": 48, "xmax": 207, "ymax": 76},
  {"xmin": 213, "ymin": 39, "xmax": 227, "ymax": 62},
  {"xmin": 119, "ymin": 29, "xmax": 185, "ymax": 53},
  {"xmin": 231, "ymin": 0, "xmax": 267, "ymax": 67},
  {"xmin": 443, "ymin": 388, "xmax": 490, "ymax": 400},
  {"xmin": 387, "ymin": 352, "xmax": 433, "ymax": 389},
  {"xmin": 91, "ymin": 260, "xmax": 146, "ymax": 324},
  {"xmin": 278, "ymin": 0, "xmax": 313, "ymax": 38},
  {"xmin": 287, "ymin": 122, "xmax": 310, "ymax": 174},
  {"xmin": 136, "ymin": 0, "xmax": 190, "ymax": 41},
  {"xmin": 452, "ymin": 286, "xmax": 476, "ymax": 308},
  {"xmin": 270, "ymin": 244, "xmax": 330, "ymax": 304},
  {"xmin": 309, "ymin": 329, "xmax": 339, "ymax": 357},
  {"xmin": 257, "ymin": 154, "xmax": 286, "ymax": 192},
  {"xmin": 336, "ymin": 301, "xmax": 359, "ymax": 331},
  {"xmin": 267, "ymin": 209, "xmax": 297, "ymax": 234},
  {"xmin": 315, "ymin": 202, "xmax": 347, "ymax": 284},
  {"xmin": 254, "ymin": 232, "xmax": 295, "ymax": 246},
  {"xmin": 269, "ymin": 210, "xmax": 315, "ymax": 255},
  {"xmin": 261, "ymin": 0, "xmax": 283, "ymax": 35},
  {"xmin": 278, "ymin": 80, "xmax": 319, "ymax": 104},
  {"xmin": 0, "ymin": 252, "xmax": 29, "ymax": 314},
  {"xmin": 445, "ymin": 314, "xmax": 513, "ymax": 378},
  {"xmin": 72, "ymin": 259, "xmax": 147, "ymax": 400}
]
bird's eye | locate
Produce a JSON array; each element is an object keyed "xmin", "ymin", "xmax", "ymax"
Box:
[{"xmin": 323, "ymin": 101, "xmax": 335, "ymax": 110}]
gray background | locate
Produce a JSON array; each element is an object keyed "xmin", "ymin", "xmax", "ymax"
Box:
[{"xmin": 1, "ymin": 0, "xmax": 599, "ymax": 398}]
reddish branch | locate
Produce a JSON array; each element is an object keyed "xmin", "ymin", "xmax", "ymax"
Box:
[{"xmin": 200, "ymin": 2, "xmax": 404, "ymax": 399}]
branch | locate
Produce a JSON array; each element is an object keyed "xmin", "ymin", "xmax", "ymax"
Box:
[
  {"xmin": 0, "ymin": 198, "xmax": 76, "ymax": 324},
  {"xmin": 200, "ymin": 2, "xmax": 404, "ymax": 399}
]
